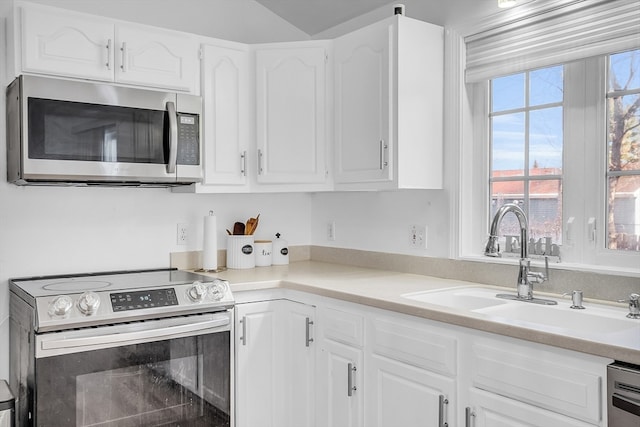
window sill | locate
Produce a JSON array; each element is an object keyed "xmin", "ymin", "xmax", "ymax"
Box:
[{"xmin": 458, "ymin": 254, "xmax": 640, "ymax": 278}]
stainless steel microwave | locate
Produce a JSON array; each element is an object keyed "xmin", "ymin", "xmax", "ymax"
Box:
[{"xmin": 6, "ymin": 75, "xmax": 202, "ymax": 186}]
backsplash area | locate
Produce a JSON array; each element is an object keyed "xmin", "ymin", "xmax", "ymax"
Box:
[{"xmin": 171, "ymin": 246, "xmax": 638, "ymax": 304}]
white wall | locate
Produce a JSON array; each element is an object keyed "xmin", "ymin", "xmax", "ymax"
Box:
[{"xmin": 0, "ymin": 0, "xmax": 312, "ymax": 384}]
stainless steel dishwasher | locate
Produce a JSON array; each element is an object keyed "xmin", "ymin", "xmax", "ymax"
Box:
[{"xmin": 608, "ymin": 362, "xmax": 640, "ymax": 426}]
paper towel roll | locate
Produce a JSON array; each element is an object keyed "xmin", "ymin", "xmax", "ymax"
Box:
[{"xmin": 202, "ymin": 211, "xmax": 218, "ymax": 270}]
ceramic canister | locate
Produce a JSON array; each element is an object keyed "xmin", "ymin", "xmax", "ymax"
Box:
[
  {"xmin": 271, "ymin": 233, "xmax": 289, "ymax": 265},
  {"xmin": 254, "ymin": 240, "xmax": 272, "ymax": 267},
  {"xmin": 226, "ymin": 235, "xmax": 255, "ymax": 269}
]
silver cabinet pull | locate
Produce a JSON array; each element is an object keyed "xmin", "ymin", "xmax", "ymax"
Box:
[
  {"xmin": 379, "ymin": 140, "xmax": 388, "ymax": 170},
  {"xmin": 120, "ymin": 42, "xmax": 128, "ymax": 72},
  {"xmin": 106, "ymin": 39, "xmax": 112, "ymax": 70},
  {"xmin": 438, "ymin": 395, "xmax": 449, "ymax": 427},
  {"xmin": 347, "ymin": 363, "xmax": 357, "ymax": 397},
  {"xmin": 257, "ymin": 149, "xmax": 264, "ymax": 174},
  {"xmin": 465, "ymin": 407, "xmax": 475, "ymax": 427},
  {"xmin": 239, "ymin": 316, "xmax": 247, "ymax": 346},
  {"xmin": 240, "ymin": 151, "xmax": 247, "ymax": 176},
  {"xmin": 165, "ymin": 101, "xmax": 177, "ymax": 174},
  {"xmin": 305, "ymin": 317, "xmax": 314, "ymax": 347}
]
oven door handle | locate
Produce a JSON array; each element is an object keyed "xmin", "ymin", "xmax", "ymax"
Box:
[{"xmin": 40, "ymin": 316, "xmax": 229, "ymax": 351}]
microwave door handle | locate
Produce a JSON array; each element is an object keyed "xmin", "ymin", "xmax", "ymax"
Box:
[{"xmin": 166, "ymin": 101, "xmax": 178, "ymax": 174}]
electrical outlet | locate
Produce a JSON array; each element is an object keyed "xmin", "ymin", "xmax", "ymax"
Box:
[
  {"xmin": 327, "ymin": 221, "xmax": 336, "ymax": 241},
  {"xmin": 409, "ymin": 224, "xmax": 427, "ymax": 249},
  {"xmin": 177, "ymin": 223, "xmax": 188, "ymax": 245}
]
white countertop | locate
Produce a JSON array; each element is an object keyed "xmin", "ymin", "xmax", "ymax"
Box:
[{"xmin": 193, "ymin": 260, "xmax": 640, "ymax": 365}]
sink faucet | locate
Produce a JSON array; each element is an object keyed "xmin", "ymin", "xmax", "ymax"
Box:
[{"xmin": 485, "ymin": 203, "xmax": 555, "ymax": 305}]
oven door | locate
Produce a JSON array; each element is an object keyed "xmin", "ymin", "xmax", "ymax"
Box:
[{"xmin": 33, "ymin": 312, "xmax": 232, "ymax": 427}]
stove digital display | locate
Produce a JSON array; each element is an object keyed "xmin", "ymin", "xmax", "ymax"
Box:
[{"xmin": 110, "ymin": 288, "xmax": 178, "ymax": 311}]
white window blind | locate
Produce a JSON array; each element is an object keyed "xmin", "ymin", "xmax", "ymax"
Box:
[{"xmin": 465, "ymin": 0, "xmax": 640, "ymax": 82}]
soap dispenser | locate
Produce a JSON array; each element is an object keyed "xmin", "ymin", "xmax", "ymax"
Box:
[{"xmin": 272, "ymin": 233, "xmax": 289, "ymax": 265}]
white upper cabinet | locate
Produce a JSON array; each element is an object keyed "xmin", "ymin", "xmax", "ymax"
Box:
[
  {"xmin": 334, "ymin": 16, "xmax": 444, "ymax": 190},
  {"xmin": 17, "ymin": 2, "xmax": 198, "ymax": 92},
  {"xmin": 255, "ymin": 43, "xmax": 329, "ymax": 185},
  {"xmin": 334, "ymin": 20, "xmax": 390, "ymax": 185},
  {"xmin": 20, "ymin": 4, "xmax": 114, "ymax": 81},
  {"xmin": 114, "ymin": 24, "xmax": 198, "ymax": 92},
  {"xmin": 200, "ymin": 41, "xmax": 250, "ymax": 189}
]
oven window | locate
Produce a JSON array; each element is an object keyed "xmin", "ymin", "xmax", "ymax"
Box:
[
  {"xmin": 27, "ymin": 98, "xmax": 167, "ymax": 164},
  {"xmin": 35, "ymin": 332, "xmax": 230, "ymax": 427}
]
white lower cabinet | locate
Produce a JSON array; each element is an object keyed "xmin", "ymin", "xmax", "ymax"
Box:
[
  {"xmin": 316, "ymin": 306, "xmax": 365, "ymax": 427},
  {"xmin": 235, "ymin": 294, "xmax": 611, "ymax": 427},
  {"xmin": 365, "ymin": 314, "xmax": 457, "ymax": 427},
  {"xmin": 466, "ymin": 388, "xmax": 598, "ymax": 427},
  {"xmin": 235, "ymin": 299, "xmax": 315, "ymax": 427},
  {"xmin": 461, "ymin": 334, "xmax": 609, "ymax": 427}
]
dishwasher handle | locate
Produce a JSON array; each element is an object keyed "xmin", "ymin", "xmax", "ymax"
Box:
[{"xmin": 613, "ymin": 393, "xmax": 640, "ymax": 417}]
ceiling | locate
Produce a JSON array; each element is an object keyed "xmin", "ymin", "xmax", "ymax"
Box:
[{"xmin": 253, "ymin": 0, "xmax": 502, "ymax": 35}]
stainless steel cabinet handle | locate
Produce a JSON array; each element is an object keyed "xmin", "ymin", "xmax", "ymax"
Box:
[
  {"xmin": 166, "ymin": 102, "xmax": 178, "ymax": 174},
  {"xmin": 239, "ymin": 316, "xmax": 247, "ymax": 346},
  {"xmin": 305, "ymin": 317, "xmax": 314, "ymax": 347},
  {"xmin": 347, "ymin": 363, "xmax": 357, "ymax": 397},
  {"xmin": 120, "ymin": 42, "xmax": 128, "ymax": 72},
  {"xmin": 257, "ymin": 149, "xmax": 264, "ymax": 174},
  {"xmin": 106, "ymin": 39, "xmax": 112, "ymax": 70},
  {"xmin": 439, "ymin": 395, "xmax": 449, "ymax": 427},
  {"xmin": 379, "ymin": 140, "xmax": 388, "ymax": 170},
  {"xmin": 465, "ymin": 407, "xmax": 475, "ymax": 427},
  {"xmin": 240, "ymin": 151, "xmax": 247, "ymax": 176}
]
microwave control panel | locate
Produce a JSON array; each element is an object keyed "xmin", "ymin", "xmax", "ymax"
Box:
[{"xmin": 177, "ymin": 113, "xmax": 200, "ymax": 165}]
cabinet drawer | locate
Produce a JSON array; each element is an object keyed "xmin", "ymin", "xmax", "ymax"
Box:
[
  {"xmin": 368, "ymin": 317, "xmax": 457, "ymax": 376},
  {"xmin": 471, "ymin": 339, "xmax": 604, "ymax": 423},
  {"xmin": 321, "ymin": 306, "xmax": 364, "ymax": 347}
]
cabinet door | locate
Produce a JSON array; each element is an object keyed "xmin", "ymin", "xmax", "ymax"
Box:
[
  {"xmin": 255, "ymin": 46, "xmax": 327, "ymax": 184},
  {"xmin": 235, "ymin": 301, "xmax": 281, "ymax": 427},
  {"xmin": 467, "ymin": 389, "xmax": 598, "ymax": 427},
  {"xmin": 201, "ymin": 43, "xmax": 250, "ymax": 187},
  {"xmin": 366, "ymin": 355, "xmax": 455, "ymax": 427},
  {"xmin": 21, "ymin": 4, "xmax": 114, "ymax": 81},
  {"xmin": 115, "ymin": 24, "xmax": 197, "ymax": 92},
  {"xmin": 281, "ymin": 301, "xmax": 316, "ymax": 427},
  {"xmin": 236, "ymin": 300, "xmax": 315, "ymax": 427},
  {"xmin": 317, "ymin": 339, "xmax": 364, "ymax": 427},
  {"xmin": 334, "ymin": 21, "xmax": 391, "ymax": 184}
]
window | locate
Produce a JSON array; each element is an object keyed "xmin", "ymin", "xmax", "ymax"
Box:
[
  {"xmin": 606, "ymin": 50, "xmax": 640, "ymax": 251},
  {"xmin": 460, "ymin": 0, "xmax": 640, "ymax": 272},
  {"xmin": 489, "ymin": 66, "xmax": 564, "ymax": 257},
  {"xmin": 479, "ymin": 49, "xmax": 640, "ymax": 270}
]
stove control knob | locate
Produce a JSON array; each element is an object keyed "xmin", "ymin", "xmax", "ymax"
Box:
[
  {"xmin": 188, "ymin": 281, "xmax": 208, "ymax": 302},
  {"xmin": 208, "ymin": 279, "xmax": 229, "ymax": 301},
  {"xmin": 48, "ymin": 295, "xmax": 74, "ymax": 317},
  {"xmin": 77, "ymin": 291, "xmax": 101, "ymax": 315}
]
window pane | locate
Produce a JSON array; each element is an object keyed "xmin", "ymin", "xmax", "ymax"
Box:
[
  {"xmin": 490, "ymin": 182, "xmax": 525, "ymax": 236},
  {"xmin": 530, "ymin": 66, "xmax": 563, "ymax": 106},
  {"xmin": 608, "ymin": 93, "xmax": 640, "ymax": 172},
  {"xmin": 529, "ymin": 180, "xmax": 563, "ymax": 245},
  {"xmin": 607, "ymin": 175, "xmax": 640, "ymax": 251},
  {"xmin": 492, "ymin": 73, "xmax": 525, "ymax": 112},
  {"xmin": 609, "ymin": 50, "xmax": 640, "ymax": 91},
  {"xmin": 530, "ymin": 107, "xmax": 563, "ymax": 173},
  {"xmin": 491, "ymin": 112, "xmax": 525, "ymax": 175}
]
